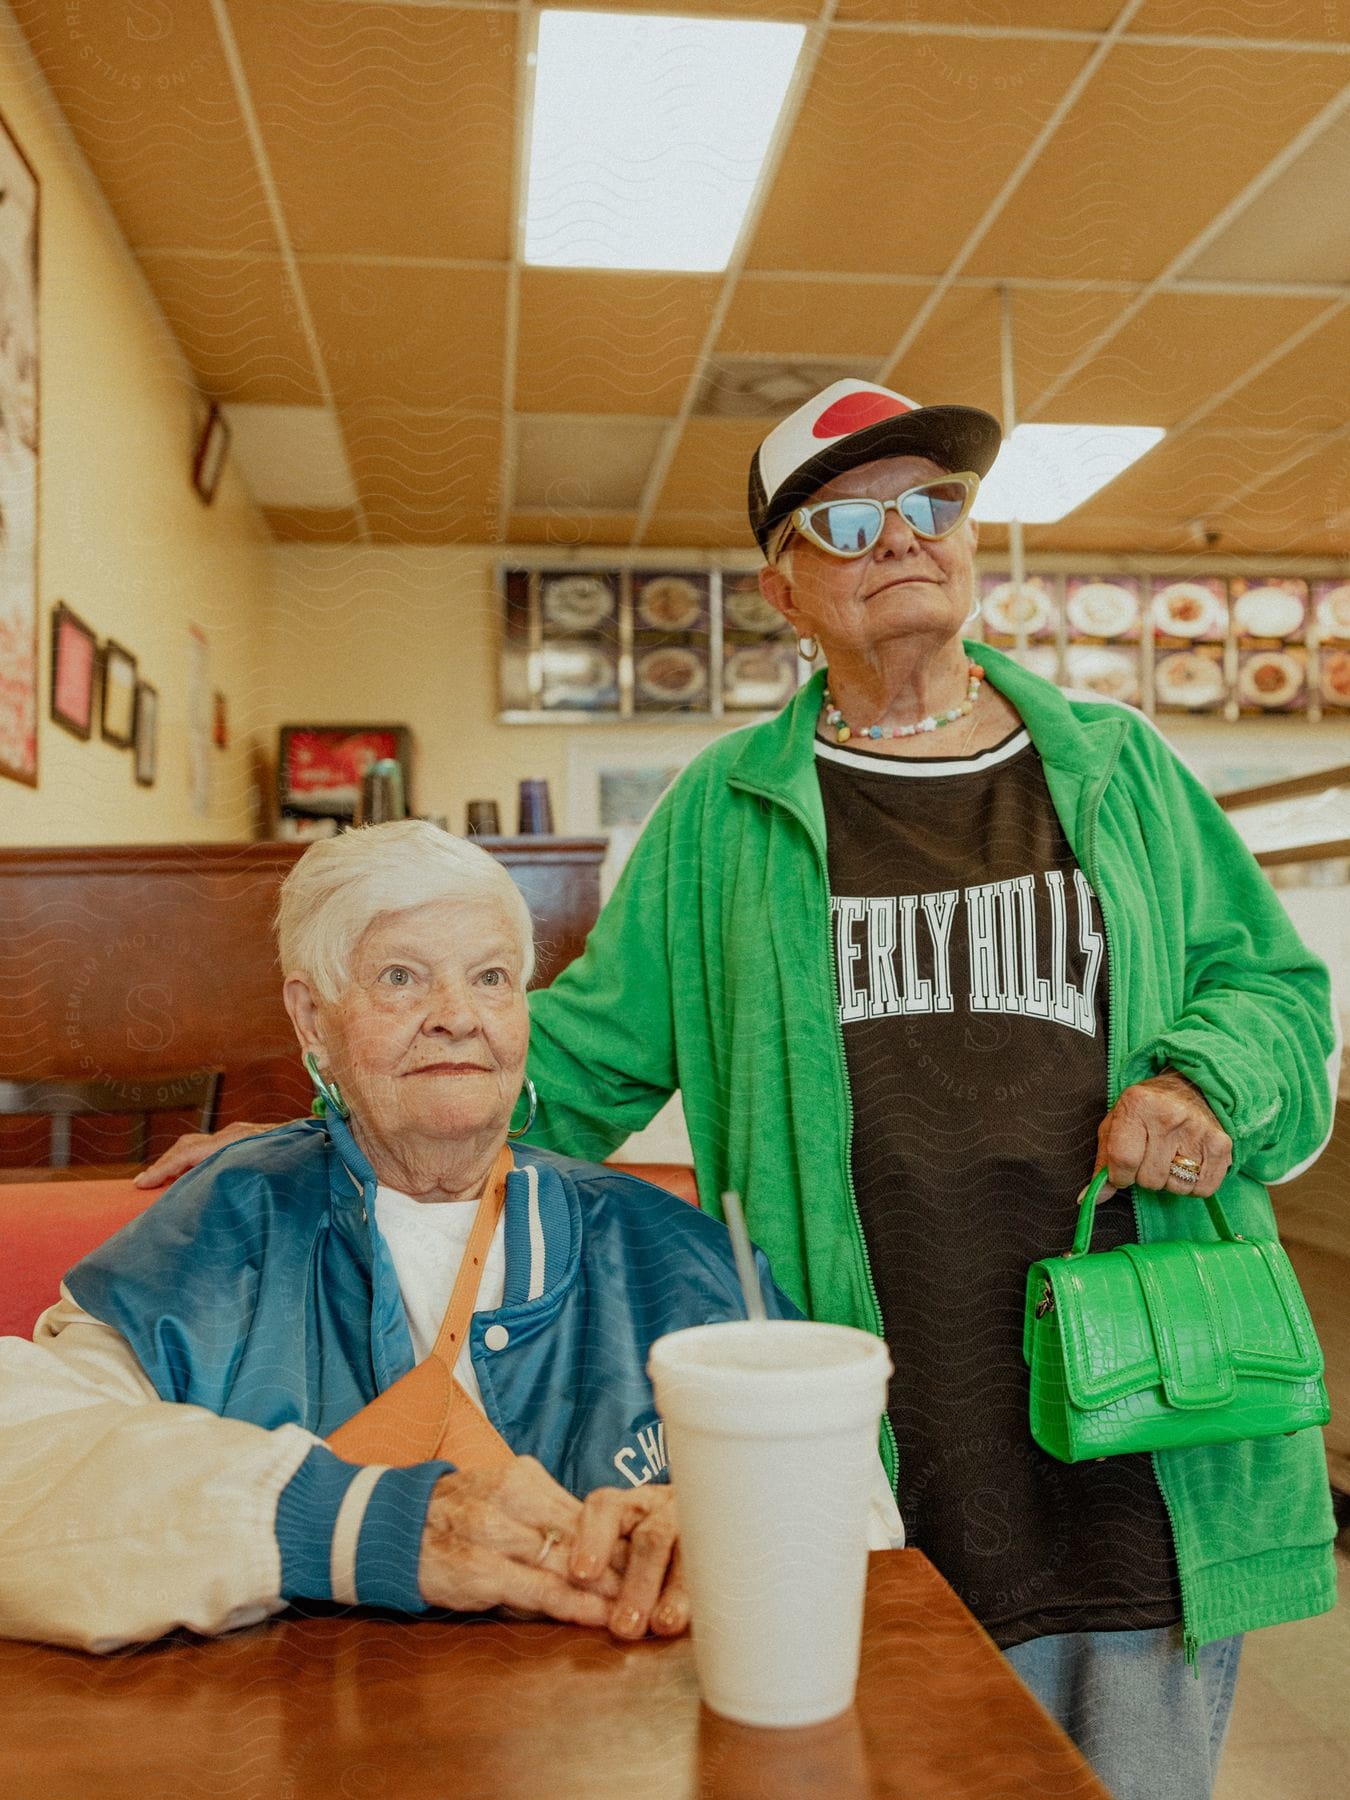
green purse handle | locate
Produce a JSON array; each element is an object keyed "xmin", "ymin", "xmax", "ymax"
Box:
[{"xmin": 1068, "ymin": 1167, "xmax": 1245, "ymax": 1258}]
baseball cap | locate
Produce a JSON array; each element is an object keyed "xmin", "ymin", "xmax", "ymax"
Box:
[{"xmin": 747, "ymin": 379, "xmax": 1002, "ymax": 553}]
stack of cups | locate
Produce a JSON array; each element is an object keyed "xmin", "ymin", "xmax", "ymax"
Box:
[{"xmin": 648, "ymin": 1320, "xmax": 893, "ymax": 1728}]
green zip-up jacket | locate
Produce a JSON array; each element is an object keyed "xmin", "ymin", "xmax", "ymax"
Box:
[{"xmin": 524, "ymin": 645, "xmax": 1340, "ymax": 1655}]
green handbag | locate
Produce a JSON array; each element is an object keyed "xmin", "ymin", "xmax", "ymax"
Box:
[{"xmin": 1023, "ymin": 1168, "xmax": 1330, "ymax": 1463}]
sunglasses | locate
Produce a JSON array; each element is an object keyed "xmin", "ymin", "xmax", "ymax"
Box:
[{"xmin": 781, "ymin": 473, "xmax": 980, "ymax": 560}]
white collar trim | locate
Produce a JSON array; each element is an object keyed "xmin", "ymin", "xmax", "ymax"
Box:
[{"xmin": 813, "ymin": 728, "xmax": 1031, "ymax": 778}]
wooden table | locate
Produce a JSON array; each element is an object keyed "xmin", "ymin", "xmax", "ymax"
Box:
[{"xmin": 2, "ymin": 1553, "xmax": 1110, "ymax": 1800}]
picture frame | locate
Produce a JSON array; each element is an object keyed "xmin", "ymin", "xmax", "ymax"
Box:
[
  {"xmin": 100, "ymin": 640, "xmax": 138, "ymax": 747},
  {"xmin": 0, "ymin": 111, "xmax": 40, "ymax": 786},
  {"xmin": 49, "ymin": 603, "xmax": 97, "ymax": 740},
  {"xmin": 133, "ymin": 680, "xmax": 158, "ymax": 787},
  {"xmin": 212, "ymin": 690, "xmax": 228, "ymax": 749},
  {"xmin": 191, "ymin": 403, "xmax": 230, "ymax": 504},
  {"xmin": 277, "ymin": 723, "xmax": 413, "ymax": 819}
]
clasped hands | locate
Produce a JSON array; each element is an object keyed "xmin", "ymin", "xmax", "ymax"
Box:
[
  {"xmin": 1093, "ymin": 1067, "xmax": 1232, "ymax": 1201},
  {"xmin": 418, "ymin": 1455, "xmax": 686, "ymax": 1639}
]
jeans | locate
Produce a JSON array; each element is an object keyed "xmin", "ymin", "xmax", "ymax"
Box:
[{"xmin": 1005, "ymin": 1627, "xmax": 1243, "ymax": 1800}]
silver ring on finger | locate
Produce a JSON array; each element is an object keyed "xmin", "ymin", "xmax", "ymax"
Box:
[{"xmin": 534, "ymin": 1527, "xmax": 561, "ymax": 1566}]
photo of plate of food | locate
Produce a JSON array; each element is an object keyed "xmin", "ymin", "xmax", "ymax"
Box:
[
  {"xmin": 542, "ymin": 574, "xmax": 614, "ymax": 632},
  {"xmin": 1233, "ymin": 585, "xmax": 1304, "ymax": 640},
  {"xmin": 1063, "ymin": 645, "xmax": 1141, "ymax": 705},
  {"xmin": 1152, "ymin": 582, "xmax": 1223, "ymax": 639},
  {"xmin": 724, "ymin": 645, "xmax": 795, "ymax": 709},
  {"xmin": 723, "ymin": 583, "xmax": 785, "ymax": 634},
  {"xmin": 1237, "ymin": 651, "xmax": 1303, "ymax": 709},
  {"xmin": 539, "ymin": 644, "xmax": 617, "ymax": 708},
  {"xmin": 982, "ymin": 581, "xmax": 1053, "ymax": 637},
  {"xmin": 1321, "ymin": 648, "xmax": 1350, "ymax": 706},
  {"xmin": 1316, "ymin": 584, "xmax": 1350, "ymax": 641},
  {"xmin": 1154, "ymin": 651, "xmax": 1226, "ymax": 708},
  {"xmin": 636, "ymin": 645, "xmax": 708, "ymax": 703},
  {"xmin": 1066, "ymin": 582, "xmax": 1138, "ymax": 639},
  {"xmin": 638, "ymin": 575, "xmax": 703, "ymax": 632},
  {"xmin": 1014, "ymin": 644, "xmax": 1060, "ymax": 682}
]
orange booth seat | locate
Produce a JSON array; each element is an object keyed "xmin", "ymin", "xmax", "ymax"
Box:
[{"xmin": 0, "ymin": 1161, "xmax": 700, "ymax": 1342}]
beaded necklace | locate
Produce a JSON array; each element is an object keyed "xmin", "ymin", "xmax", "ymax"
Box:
[{"xmin": 822, "ymin": 660, "xmax": 985, "ymax": 744}]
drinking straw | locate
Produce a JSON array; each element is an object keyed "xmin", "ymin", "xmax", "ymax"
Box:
[{"xmin": 720, "ymin": 1190, "xmax": 767, "ymax": 1323}]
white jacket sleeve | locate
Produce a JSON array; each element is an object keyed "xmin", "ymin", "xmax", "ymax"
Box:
[{"xmin": 0, "ymin": 1287, "xmax": 316, "ymax": 1652}]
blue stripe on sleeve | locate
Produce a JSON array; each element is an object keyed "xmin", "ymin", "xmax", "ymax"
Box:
[
  {"xmin": 275, "ymin": 1444, "xmax": 365, "ymax": 1601},
  {"xmin": 355, "ymin": 1461, "xmax": 457, "ymax": 1614}
]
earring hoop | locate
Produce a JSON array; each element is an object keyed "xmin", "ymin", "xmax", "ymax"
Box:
[
  {"xmin": 796, "ymin": 635, "xmax": 818, "ymax": 662},
  {"xmin": 507, "ymin": 1076, "xmax": 537, "ymax": 1139},
  {"xmin": 303, "ymin": 1050, "xmax": 350, "ymax": 1121}
]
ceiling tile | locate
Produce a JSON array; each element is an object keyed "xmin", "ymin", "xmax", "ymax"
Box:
[
  {"xmin": 1218, "ymin": 434, "xmax": 1350, "ymax": 547},
  {"xmin": 138, "ymin": 254, "xmax": 322, "ymax": 404},
  {"xmin": 838, "ymin": 2, "xmax": 1120, "ymax": 22},
  {"xmin": 302, "ymin": 264, "xmax": 507, "ymax": 410},
  {"xmin": 1201, "ymin": 304, "xmax": 1350, "ymax": 436},
  {"xmin": 1130, "ymin": 0, "xmax": 1348, "ymax": 39},
  {"xmin": 223, "ymin": 404, "xmax": 357, "ymax": 507},
  {"xmin": 650, "ymin": 418, "xmax": 769, "ymax": 518},
  {"xmin": 639, "ymin": 513, "xmax": 751, "ymax": 550},
  {"xmin": 262, "ymin": 506, "xmax": 364, "ymax": 543},
  {"xmin": 563, "ymin": 0, "xmax": 818, "ymax": 15},
  {"xmin": 1065, "ymin": 423, "xmax": 1310, "ymax": 527},
  {"xmin": 1033, "ymin": 292, "xmax": 1331, "ymax": 426},
  {"xmin": 505, "ymin": 512, "xmax": 640, "ymax": 546},
  {"xmin": 10, "ymin": 0, "xmax": 279, "ymax": 254},
  {"xmin": 717, "ymin": 277, "xmax": 926, "ymax": 358},
  {"xmin": 514, "ymin": 417, "xmax": 667, "ymax": 512},
  {"xmin": 967, "ymin": 45, "xmax": 1349, "ymax": 282},
  {"xmin": 1185, "ymin": 111, "xmax": 1350, "ymax": 284},
  {"xmin": 515, "ymin": 272, "xmax": 721, "ymax": 415},
  {"xmin": 341, "ymin": 408, "xmax": 502, "ymax": 543},
  {"xmin": 226, "ymin": 3, "xmax": 516, "ymax": 259},
  {"xmin": 745, "ymin": 33, "xmax": 1093, "ymax": 275}
]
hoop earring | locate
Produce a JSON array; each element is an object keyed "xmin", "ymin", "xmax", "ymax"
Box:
[
  {"xmin": 796, "ymin": 635, "xmax": 818, "ymax": 661},
  {"xmin": 507, "ymin": 1076, "xmax": 537, "ymax": 1139},
  {"xmin": 303, "ymin": 1049, "xmax": 350, "ymax": 1121}
]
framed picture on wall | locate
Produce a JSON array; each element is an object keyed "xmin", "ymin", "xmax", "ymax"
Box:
[
  {"xmin": 192, "ymin": 403, "xmax": 230, "ymax": 504},
  {"xmin": 133, "ymin": 681, "xmax": 158, "ymax": 786},
  {"xmin": 100, "ymin": 640, "xmax": 138, "ymax": 747},
  {"xmin": 277, "ymin": 723, "xmax": 413, "ymax": 818},
  {"xmin": 50, "ymin": 603, "xmax": 97, "ymax": 740},
  {"xmin": 0, "ymin": 109, "xmax": 39, "ymax": 786}
]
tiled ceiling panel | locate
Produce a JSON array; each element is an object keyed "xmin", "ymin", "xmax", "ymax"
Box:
[
  {"xmin": 262, "ymin": 506, "xmax": 364, "ymax": 544},
  {"xmin": 138, "ymin": 255, "xmax": 322, "ymax": 404},
  {"xmin": 11, "ymin": 0, "xmax": 279, "ymax": 254},
  {"xmin": 1034, "ymin": 293, "xmax": 1332, "ymax": 426},
  {"xmin": 1130, "ymin": 0, "xmax": 1349, "ymax": 39},
  {"xmin": 648, "ymin": 417, "xmax": 770, "ymax": 524},
  {"xmin": 515, "ymin": 417, "xmax": 667, "ymax": 512},
  {"xmin": 1200, "ymin": 305, "xmax": 1350, "ymax": 437},
  {"xmin": 747, "ymin": 33, "xmax": 1093, "ymax": 275},
  {"xmin": 717, "ymin": 277, "xmax": 924, "ymax": 359},
  {"xmin": 341, "ymin": 408, "xmax": 504, "ymax": 544},
  {"xmin": 1185, "ymin": 111, "xmax": 1350, "ymax": 284},
  {"xmin": 837, "ymin": 1, "xmax": 1121, "ymax": 22},
  {"xmin": 303, "ymin": 263, "xmax": 508, "ymax": 411},
  {"xmin": 515, "ymin": 272, "xmax": 722, "ymax": 416},
  {"xmin": 226, "ymin": 2, "xmax": 517, "ymax": 260},
  {"xmin": 505, "ymin": 512, "xmax": 642, "ymax": 546},
  {"xmin": 968, "ymin": 46, "xmax": 1349, "ymax": 282}
]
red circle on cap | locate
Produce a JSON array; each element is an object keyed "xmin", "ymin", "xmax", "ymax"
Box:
[{"xmin": 812, "ymin": 391, "xmax": 912, "ymax": 439}]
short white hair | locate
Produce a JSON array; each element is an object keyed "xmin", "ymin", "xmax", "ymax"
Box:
[{"xmin": 277, "ymin": 820, "xmax": 535, "ymax": 1002}]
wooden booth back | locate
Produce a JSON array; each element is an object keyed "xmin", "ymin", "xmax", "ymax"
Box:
[{"xmin": 0, "ymin": 839, "xmax": 606, "ymax": 1167}]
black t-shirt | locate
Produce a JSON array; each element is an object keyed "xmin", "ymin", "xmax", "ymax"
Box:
[{"xmin": 816, "ymin": 723, "xmax": 1181, "ymax": 1649}]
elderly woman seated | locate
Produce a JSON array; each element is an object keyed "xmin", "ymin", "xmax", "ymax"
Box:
[{"xmin": 0, "ymin": 822, "xmax": 802, "ymax": 1652}]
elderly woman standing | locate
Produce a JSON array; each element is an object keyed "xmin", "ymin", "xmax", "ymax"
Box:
[
  {"xmin": 516, "ymin": 383, "xmax": 1338, "ymax": 1800},
  {"xmin": 0, "ymin": 822, "xmax": 808, "ymax": 1651}
]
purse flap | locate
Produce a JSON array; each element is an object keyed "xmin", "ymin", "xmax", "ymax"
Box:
[{"xmin": 1041, "ymin": 1236, "xmax": 1323, "ymax": 1411}]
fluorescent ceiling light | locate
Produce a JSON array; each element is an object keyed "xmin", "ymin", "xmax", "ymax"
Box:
[
  {"xmin": 972, "ymin": 424, "xmax": 1165, "ymax": 524},
  {"xmin": 525, "ymin": 11, "xmax": 806, "ymax": 272}
]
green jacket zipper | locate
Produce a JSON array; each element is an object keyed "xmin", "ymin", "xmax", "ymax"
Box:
[{"xmin": 1081, "ymin": 743, "xmax": 1200, "ymax": 1670}]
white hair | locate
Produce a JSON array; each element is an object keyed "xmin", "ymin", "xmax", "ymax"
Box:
[{"xmin": 276, "ymin": 820, "xmax": 535, "ymax": 1002}]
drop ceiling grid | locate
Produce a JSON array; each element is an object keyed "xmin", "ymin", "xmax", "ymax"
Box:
[{"xmin": 8, "ymin": 1, "xmax": 1350, "ymax": 551}]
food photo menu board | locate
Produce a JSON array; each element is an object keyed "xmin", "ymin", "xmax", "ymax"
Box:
[
  {"xmin": 1315, "ymin": 582, "xmax": 1350, "ymax": 711},
  {"xmin": 497, "ymin": 565, "xmax": 799, "ymax": 721}
]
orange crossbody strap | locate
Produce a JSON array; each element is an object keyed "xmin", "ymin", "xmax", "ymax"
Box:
[{"xmin": 326, "ymin": 1145, "xmax": 516, "ymax": 1470}]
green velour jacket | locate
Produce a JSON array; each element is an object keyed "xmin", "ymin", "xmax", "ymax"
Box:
[{"xmin": 523, "ymin": 644, "xmax": 1341, "ymax": 1658}]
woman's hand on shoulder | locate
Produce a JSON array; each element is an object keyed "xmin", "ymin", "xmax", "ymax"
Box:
[
  {"xmin": 1095, "ymin": 1068, "xmax": 1232, "ymax": 1197},
  {"xmin": 418, "ymin": 1457, "xmax": 686, "ymax": 1638},
  {"xmin": 134, "ymin": 1122, "xmax": 275, "ymax": 1188}
]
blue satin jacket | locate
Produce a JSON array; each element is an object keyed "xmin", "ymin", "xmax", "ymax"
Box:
[{"xmin": 64, "ymin": 1117, "xmax": 796, "ymax": 1498}]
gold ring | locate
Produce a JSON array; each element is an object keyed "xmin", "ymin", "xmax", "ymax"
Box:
[
  {"xmin": 1171, "ymin": 1155, "xmax": 1201, "ymax": 1174},
  {"xmin": 1168, "ymin": 1161, "xmax": 1199, "ymax": 1184},
  {"xmin": 534, "ymin": 1528, "xmax": 561, "ymax": 1566}
]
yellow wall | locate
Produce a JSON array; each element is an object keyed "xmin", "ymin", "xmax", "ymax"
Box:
[
  {"xmin": 265, "ymin": 545, "xmax": 735, "ymax": 839},
  {"xmin": 0, "ymin": 14, "xmax": 272, "ymax": 846}
]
